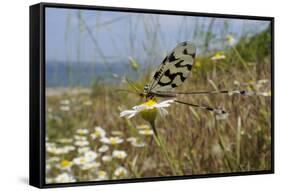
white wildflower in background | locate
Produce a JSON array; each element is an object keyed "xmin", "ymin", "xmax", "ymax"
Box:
[
  {"xmin": 78, "ymin": 146, "xmax": 90, "ymax": 154},
  {"xmin": 100, "ymin": 136, "xmax": 123, "ymax": 145},
  {"xmin": 57, "ymin": 138, "xmax": 73, "ymax": 144},
  {"xmin": 46, "ymin": 164, "xmax": 51, "ymax": 172},
  {"xmin": 76, "ymin": 128, "xmax": 89, "ymax": 135},
  {"xmin": 112, "ymin": 150, "xmax": 127, "ymax": 159},
  {"xmin": 136, "ymin": 124, "xmax": 150, "ymax": 130},
  {"xmin": 113, "ymin": 166, "xmax": 128, "ymax": 178},
  {"xmin": 136, "ymin": 124, "xmax": 154, "ymax": 136},
  {"xmin": 211, "ymin": 52, "xmax": 226, "ymax": 61},
  {"xmin": 84, "ymin": 151, "xmax": 98, "ymax": 162},
  {"xmin": 60, "ymin": 99, "xmax": 70, "ymax": 105},
  {"xmin": 81, "ymin": 161, "xmax": 100, "ymax": 171},
  {"xmin": 60, "ymin": 106, "xmax": 70, "ymax": 111},
  {"xmin": 56, "ymin": 160, "xmax": 73, "ymax": 171},
  {"xmin": 131, "ymin": 139, "xmax": 146, "ymax": 147},
  {"xmin": 73, "ymin": 156, "xmax": 87, "ymax": 166},
  {"xmin": 138, "ymin": 129, "xmax": 154, "ymax": 136},
  {"xmin": 74, "ymin": 140, "xmax": 89, "ymax": 147},
  {"xmin": 126, "ymin": 137, "xmax": 137, "ymax": 142},
  {"xmin": 63, "ymin": 145, "xmax": 75, "ymax": 152},
  {"xmin": 46, "ymin": 145, "xmax": 74, "ymax": 155},
  {"xmin": 54, "ymin": 172, "xmax": 76, "ymax": 183},
  {"xmin": 101, "ymin": 155, "xmax": 112, "ymax": 162},
  {"xmin": 47, "ymin": 156, "xmax": 60, "ymax": 163},
  {"xmin": 95, "ymin": 170, "xmax": 108, "ymax": 181},
  {"xmin": 98, "ymin": 145, "xmax": 109, "ymax": 153},
  {"xmin": 226, "ymin": 34, "xmax": 235, "ymax": 46},
  {"xmin": 46, "ymin": 178, "xmax": 54, "ymax": 184},
  {"xmin": 83, "ymin": 100, "xmax": 92, "ymax": 106},
  {"xmin": 127, "ymin": 137, "xmax": 146, "ymax": 147},
  {"xmin": 111, "ymin": 130, "xmax": 123, "ymax": 136},
  {"xmin": 74, "ymin": 135, "xmax": 87, "ymax": 141},
  {"xmin": 91, "ymin": 126, "xmax": 106, "ymax": 140}
]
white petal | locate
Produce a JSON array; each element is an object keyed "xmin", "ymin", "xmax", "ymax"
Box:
[
  {"xmin": 154, "ymin": 99, "xmax": 174, "ymax": 108},
  {"xmin": 158, "ymin": 108, "xmax": 168, "ymax": 117},
  {"xmin": 120, "ymin": 110, "xmax": 136, "ymax": 117}
]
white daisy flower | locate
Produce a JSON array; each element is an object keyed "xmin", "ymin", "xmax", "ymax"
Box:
[
  {"xmin": 74, "ymin": 135, "xmax": 87, "ymax": 141},
  {"xmin": 84, "ymin": 151, "xmax": 98, "ymax": 162},
  {"xmin": 60, "ymin": 106, "xmax": 70, "ymax": 111},
  {"xmin": 54, "ymin": 172, "xmax": 76, "ymax": 183},
  {"xmin": 136, "ymin": 124, "xmax": 150, "ymax": 130},
  {"xmin": 81, "ymin": 161, "xmax": 100, "ymax": 171},
  {"xmin": 94, "ymin": 170, "xmax": 108, "ymax": 181},
  {"xmin": 100, "ymin": 136, "xmax": 123, "ymax": 145},
  {"xmin": 57, "ymin": 138, "xmax": 73, "ymax": 144},
  {"xmin": 131, "ymin": 139, "xmax": 146, "ymax": 147},
  {"xmin": 113, "ymin": 166, "xmax": 128, "ymax": 178},
  {"xmin": 46, "ymin": 178, "xmax": 54, "ymax": 184},
  {"xmin": 72, "ymin": 156, "xmax": 87, "ymax": 166},
  {"xmin": 138, "ymin": 129, "xmax": 154, "ymax": 136},
  {"xmin": 76, "ymin": 128, "xmax": 89, "ymax": 135},
  {"xmin": 46, "ymin": 156, "xmax": 60, "ymax": 163},
  {"xmin": 74, "ymin": 140, "xmax": 89, "ymax": 147},
  {"xmin": 226, "ymin": 34, "xmax": 235, "ymax": 46},
  {"xmin": 83, "ymin": 100, "xmax": 93, "ymax": 106},
  {"xmin": 98, "ymin": 145, "xmax": 109, "ymax": 153},
  {"xmin": 77, "ymin": 146, "xmax": 90, "ymax": 154},
  {"xmin": 64, "ymin": 145, "xmax": 75, "ymax": 152},
  {"xmin": 111, "ymin": 130, "xmax": 123, "ymax": 136},
  {"xmin": 211, "ymin": 52, "xmax": 226, "ymax": 61},
  {"xmin": 127, "ymin": 137, "xmax": 146, "ymax": 147},
  {"xmin": 60, "ymin": 99, "xmax": 70, "ymax": 105},
  {"xmin": 120, "ymin": 99, "xmax": 174, "ymax": 120},
  {"xmin": 101, "ymin": 155, "xmax": 112, "ymax": 162},
  {"xmin": 56, "ymin": 160, "xmax": 73, "ymax": 171},
  {"xmin": 46, "ymin": 146, "xmax": 71, "ymax": 155},
  {"xmin": 91, "ymin": 126, "xmax": 106, "ymax": 140},
  {"xmin": 112, "ymin": 150, "xmax": 127, "ymax": 159}
]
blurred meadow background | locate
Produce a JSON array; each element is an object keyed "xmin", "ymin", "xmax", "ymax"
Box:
[{"xmin": 45, "ymin": 7, "xmax": 272, "ymax": 184}]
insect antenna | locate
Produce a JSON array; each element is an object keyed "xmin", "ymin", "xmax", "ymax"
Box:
[
  {"xmin": 172, "ymin": 89, "xmax": 255, "ymax": 96},
  {"xmin": 125, "ymin": 77, "xmax": 141, "ymax": 93},
  {"xmin": 174, "ymin": 100, "xmax": 227, "ymax": 116},
  {"xmin": 115, "ymin": 89, "xmax": 140, "ymax": 95}
]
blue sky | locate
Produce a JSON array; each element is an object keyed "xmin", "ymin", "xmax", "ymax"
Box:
[{"xmin": 45, "ymin": 7, "xmax": 270, "ymax": 65}]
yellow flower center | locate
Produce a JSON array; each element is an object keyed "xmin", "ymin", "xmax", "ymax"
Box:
[
  {"xmin": 142, "ymin": 99, "xmax": 157, "ymax": 106},
  {"xmin": 60, "ymin": 160, "xmax": 71, "ymax": 168},
  {"xmin": 140, "ymin": 100, "xmax": 157, "ymax": 123},
  {"xmin": 109, "ymin": 137, "xmax": 117, "ymax": 145}
]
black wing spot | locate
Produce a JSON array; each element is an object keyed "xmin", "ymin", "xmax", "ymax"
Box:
[
  {"xmin": 168, "ymin": 52, "xmax": 179, "ymax": 62},
  {"xmin": 158, "ymin": 69, "xmax": 186, "ymax": 86},
  {"xmin": 171, "ymin": 84, "xmax": 177, "ymax": 88},
  {"xmin": 174, "ymin": 60, "xmax": 193, "ymax": 71}
]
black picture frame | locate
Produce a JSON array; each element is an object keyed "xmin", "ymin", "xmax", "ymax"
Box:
[{"xmin": 30, "ymin": 2, "xmax": 274, "ymax": 188}]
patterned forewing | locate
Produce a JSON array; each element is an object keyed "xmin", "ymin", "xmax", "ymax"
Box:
[{"xmin": 148, "ymin": 42, "xmax": 196, "ymax": 93}]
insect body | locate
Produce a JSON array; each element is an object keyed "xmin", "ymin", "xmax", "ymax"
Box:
[{"xmin": 139, "ymin": 41, "xmax": 252, "ymax": 115}]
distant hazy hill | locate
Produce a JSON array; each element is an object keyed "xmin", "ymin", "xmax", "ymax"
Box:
[{"xmin": 46, "ymin": 61, "xmax": 134, "ymax": 87}]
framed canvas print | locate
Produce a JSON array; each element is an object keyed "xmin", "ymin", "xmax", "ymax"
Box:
[{"xmin": 29, "ymin": 2, "xmax": 274, "ymax": 188}]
